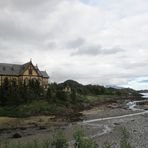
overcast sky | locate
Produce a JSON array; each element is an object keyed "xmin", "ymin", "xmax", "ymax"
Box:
[{"xmin": 0, "ymin": 0, "xmax": 148, "ymax": 90}]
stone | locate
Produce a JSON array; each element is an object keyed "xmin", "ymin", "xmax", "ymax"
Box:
[
  {"xmin": 12, "ymin": 133, "xmax": 22, "ymax": 138},
  {"xmin": 39, "ymin": 126, "xmax": 46, "ymax": 130},
  {"xmin": 114, "ymin": 122, "xmax": 120, "ymax": 125},
  {"xmin": 20, "ymin": 127, "xmax": 26, "ymax": 130}
]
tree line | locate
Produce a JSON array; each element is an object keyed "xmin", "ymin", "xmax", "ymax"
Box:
[
  {"xmin": 0, "ymin": 78, "xmax": 44, "ymax": 105},
  {"xmin": 0, "ymin": 78, "xmax": 140, "ymax": 106},
  {"xmin": 0, "ymin": 78, "xmax": 78, "ymax": 106}
]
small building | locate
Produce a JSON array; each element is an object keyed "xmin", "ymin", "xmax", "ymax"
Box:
[
  {"xmin": 0, "ymin": 60, "xmax": 49, "ymax": 89},
  {"xmin": 63, "ymin": 86, "xmax": 72, "ymax": 93}
]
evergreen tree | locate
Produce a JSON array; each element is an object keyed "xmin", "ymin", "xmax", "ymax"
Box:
[{"xmin": 70, "ymin": 89, "xmax": 77, "ymax": 103}]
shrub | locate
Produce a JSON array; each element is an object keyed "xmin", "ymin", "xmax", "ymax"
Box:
[
  {"xmin": 73, "ymin": 128, "xmax": 98, "ymax": 148},
  {"xmin": 51, "ymin": 131, "xmax": 68, "ymax": 148},
  {"xmin": 120, "ymin": 127, "xmax": 132, "ymax": 148},
  {"xmin": 102, "ymin": 143, "xmax": 111, "ymax": 148}
]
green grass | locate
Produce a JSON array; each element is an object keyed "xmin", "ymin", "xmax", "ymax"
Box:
[
  {"xmin": 0, "ymin": 100, "xmax": 65, "ymax": 117},
  {"xmin": 85, "ymin": 95, "xmax": 119, "ymax": 103},
  {"xmin": 0, "ymin": 95, "xmax": 119, "ymax": 117}
]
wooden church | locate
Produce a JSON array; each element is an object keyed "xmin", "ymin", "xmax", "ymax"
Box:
[{"xmin": 0, "ymin": 60, "xmax": 49, "ymax": 89}]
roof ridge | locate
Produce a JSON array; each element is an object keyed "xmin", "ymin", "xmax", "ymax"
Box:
[{"xmin": 0, "ymin": 63, "xmax": 22, "ymax": 66}]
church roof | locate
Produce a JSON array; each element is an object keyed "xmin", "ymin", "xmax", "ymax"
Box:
[
  {"xmin": 40, "ymin": 71, "xmax": 49, "ymax": 78},
  {"xmin": 0, "ymin": 63, "xmax": 22, "ymax": 75},
  {"xmin": 0, "ymin": 62, "xmax": 49, "ymax": 78}
]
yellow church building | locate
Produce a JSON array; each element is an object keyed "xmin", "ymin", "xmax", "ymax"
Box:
[{"xmin": 0, "ymin": 60, "xmax": 49, "ymax": 89}]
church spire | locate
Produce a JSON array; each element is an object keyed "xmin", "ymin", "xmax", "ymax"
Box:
[{"xmin": 30, "ymin": 58, "xmax": 32, "ymax": 63}]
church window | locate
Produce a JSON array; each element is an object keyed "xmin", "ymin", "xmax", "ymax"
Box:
[
  {"xmin": 29, "ymin": 68, "xmax": 32, "ymax": 75},
  {"xmin": 24, "ymin": 78, "xmax": 29, "ymax": 85}
]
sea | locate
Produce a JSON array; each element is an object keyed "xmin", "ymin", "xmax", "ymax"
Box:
[{"xmin": 141, "ymin": 93, "xmax": 148, "ymax": 99}]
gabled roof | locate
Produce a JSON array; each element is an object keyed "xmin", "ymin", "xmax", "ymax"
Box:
[
  {"xmin": 0, "ymin": 62, "xmax": 49, "ymax": 78},
  {"xmin": 34, "ymin": 66, "xmax": 43, "ymax": 77},
  {"xmin": 40, "ymin": 71, "xmax": 49, "ymax": 78},
  {"xmin": 19, "ymin": 62, "xmax": 31, "ymax": 75},
  {"xmin": 0, "ymin": 63, "xmax": 22, "ymax": 75}
]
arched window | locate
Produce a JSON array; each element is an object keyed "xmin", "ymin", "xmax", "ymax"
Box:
[
  {"xmin": 32, "ymin": 78, "xmax": 37, "ymax": 82},
  {"xmin": 24, "ymin": 78, "xmax": 29, "ymax": 85}
]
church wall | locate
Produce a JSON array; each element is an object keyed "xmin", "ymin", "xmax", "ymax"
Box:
[
  {"xmin": 42, "ymin": 78, "xmax": 49, "ymax": 89},
  {"xmin": 0, "ymin": 62, "xmax": 49, "ymax": 89},
  {"xmin": 23, "ymin": 65, "xmax": 38, "ymax": 76},
  {"xmin": 0, "ymin": 76, "xmax": 19, "ymax": 85}
]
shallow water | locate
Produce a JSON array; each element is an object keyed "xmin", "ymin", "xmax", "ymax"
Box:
[{"xmin": 141, "ymin": 93, "xmax": 148, "ymax": 99}]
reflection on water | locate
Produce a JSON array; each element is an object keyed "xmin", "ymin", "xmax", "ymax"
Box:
[
  {"xmin": 127, "ymin": 101, "xmax": 138, "ymax": 111},
  {"xmin": 141, "ymin": 93, "xmax": 148, "ymax": 99},
  {"xmin": 127, "ymin": 101, "xmax": 142, "ymax": 111},
  {"xmin": 126, "ymin": 92, "xmax": 148, "ymax": 111}
]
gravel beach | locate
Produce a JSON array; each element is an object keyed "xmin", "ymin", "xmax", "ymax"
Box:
[{"xmin": 1, "ymin": 100, "xmax": 148, "ymax": 148}]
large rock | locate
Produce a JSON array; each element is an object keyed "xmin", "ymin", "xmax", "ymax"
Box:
[{"xmin": 12, "ymin": 133, "xmax": 22, "ymax": 138}]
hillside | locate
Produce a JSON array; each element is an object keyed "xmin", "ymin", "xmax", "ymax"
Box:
[{"xmin": 58, "ymin": 80, "xmax": 140, "ymax": 97}]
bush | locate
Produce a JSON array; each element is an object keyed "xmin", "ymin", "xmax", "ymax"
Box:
[
  {"xmin": 120, "ymin": 127, "xmax": 132, "ymax": 148},
  {"xmin": 102, "ymin": 143, "xmax": 111, "ymax": 148},
  {"xmin": 0, "ymin": 100, "xmax": 65, "ymax": 117},
  {"xmin": 51, "ymin": 131, "xmax": 68, "ymax": 148},
  {"xmin": 73, "ymin": 128, "xmax": 98, "ymax": 148}
]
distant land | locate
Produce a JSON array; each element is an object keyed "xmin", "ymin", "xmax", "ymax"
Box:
[{"xmin": 138, "ymin": 90, "xmax": 148, "ymax": 93}]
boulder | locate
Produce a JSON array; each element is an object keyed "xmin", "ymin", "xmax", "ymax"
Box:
[{"xmin": 12, "ymin": 133, "xmax": 22, "ymax": 138}]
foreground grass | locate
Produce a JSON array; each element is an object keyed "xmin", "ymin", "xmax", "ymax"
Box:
[
  {"xmin": 0, "ymin": 127, "xmax": 132, "ymax": 148},
  {"xmin": 0, "ymin": 129, "xmax": 97, "ymax": 148}
]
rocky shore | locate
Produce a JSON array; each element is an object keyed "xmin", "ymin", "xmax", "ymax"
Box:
[{"xmin": 0, "ymin": 97, "xmax": 148, "ymax": 148}]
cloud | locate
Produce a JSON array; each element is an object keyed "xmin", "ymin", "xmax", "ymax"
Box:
[
  {"xmin": 0, "ymin": 0, "xmax": 148, "ymax": 89},
  {"xmin": 71, "ymin": 44, "xmax": 124, "ymax": 56},
  {"xmin": 0, "ymin": 0, "xmax": 62, "ymax": 11},
  {"xmin": 65, "ymin": 38, "xmax": 124, "ymax": 56},
  {"xmin": 66, "ymin": 38, "xmax": 85, "ymax": 49}
]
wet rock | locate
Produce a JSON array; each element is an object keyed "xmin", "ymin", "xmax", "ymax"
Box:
[
  {"xmin": 39, "ymin": 126, "xmax": 46, "ymax": 130},
  {"xmin": 12, "ymin": 133, "xmax": 22, "ymax": 138},
  {"xmin": 20, "ymin": 127, "xmax": 26, "ymax": 130},
  {"xmin": 6, "ymin": 131, "xmax": 11, "ymax": 134},
  {"xmin": 50, "ymin": 117, "xmax": 56, "ymax": 121},
  {"xmin": 114, "ymin": 123, "xmax": 120, "ymax": 126}
]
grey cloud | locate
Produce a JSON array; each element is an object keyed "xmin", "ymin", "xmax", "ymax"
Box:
[
  {"xmin": 71, "ymin": 44, "xmax": 124, "ymax": 56},
  {"xmin": 71, "ymin": 44, "xmax": 101, "ymax": 56},
  {"xmin": 0, "ymin": 19, "xmax": 38, "ymax": 42},
  {"xmin": 0, "ymin": 0, "xmax": 70, "ymax": 52},
  {"xmin": 66, "ymin": 38, "xmax": 85, "ymax": 49},
  {"xmin": 0, "ymin": 0, "xmax": 62, "ymax": 11},
  {"xmin": 101, "ymin": 47, "xmax": 124, "ymax": 54},
  {"xmin": 46, "ymin": 41, "xmax": 58, "ymax": 49},
  {"xmin": 66, "ymin": 38, "xmax": 124, "ymax": 56},
  {"xmin": 0, "ymin": 13, "xmax": 43, "ymax": 44},
  {"xmin": 0, "ymin": 0, "xmax": 148, "ymax": 90}
]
